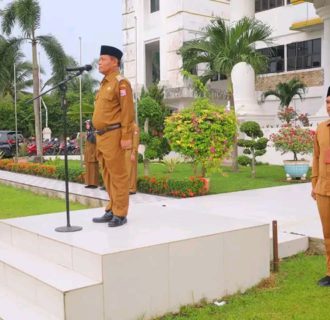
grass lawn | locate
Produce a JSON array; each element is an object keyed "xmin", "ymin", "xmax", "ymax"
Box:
[
  {"xmin": 0, "ymin": 183, "xmax": 87, "ymax": 219},
  {"xmin": 157, "ymin": 254, "xmax": 330, "ymax": 320},
  {"xmin": 137, "ymin": 163, "xmax": 309, "ymax": 194},
  {"xmin": 44, "ymin": 160, "xmax": 309, "ymax": 194}
]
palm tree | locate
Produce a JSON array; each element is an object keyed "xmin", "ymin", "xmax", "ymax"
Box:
[
  {"xmin": 179, "ymin": 17, "xmax": 272, "ymax": 171},
  {"xmin": 262, "ymin": 78, "xmax": 306, "ymax": 109},
  {"xmin": 0, "ymin": 36, "xmax": 33, "ymax": 99},
  {"xmin": 0, "ymin": 0, "xmax": 68, "ymax": 158}
]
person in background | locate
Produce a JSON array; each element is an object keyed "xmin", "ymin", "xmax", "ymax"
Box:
[
  {"xmin": 311, "ymin": 86, "xmax": 330, "ymax": 286},
  {"xmin": 84, "ymin": 119, "xmax": 99, "ymax": 189}
]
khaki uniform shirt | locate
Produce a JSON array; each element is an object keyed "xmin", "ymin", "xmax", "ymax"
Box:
[
  {"xmin": 312, "ymin": 119, "xmax": 330, "ymax": 195},
  {"xmin": 92, "ymin": 70, "xmax": 134, "ymax": 140},
  {"xmin": 132, "ymin": 123, "xmax": 140, "ymax": 153}
]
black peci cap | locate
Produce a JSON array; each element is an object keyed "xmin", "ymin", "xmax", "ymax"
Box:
[
  {"xmin": 100, "ymin": 45, "xmax": 123, "ymax": 60},
  {"xmin": 327, "ymin": 86, "xmax": 330, "ymax": 97}
]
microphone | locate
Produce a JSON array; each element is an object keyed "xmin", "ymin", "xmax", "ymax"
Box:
[{"xmin": 66, "ymin": 64, "xmax": 92, "ymax": 72}]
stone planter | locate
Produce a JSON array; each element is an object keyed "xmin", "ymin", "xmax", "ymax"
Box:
[{"xmin": 283, "ymin": 160, "xmax": 310, "ymax": 181}]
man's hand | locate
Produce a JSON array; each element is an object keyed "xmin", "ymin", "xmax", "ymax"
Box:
[
  {"xmin": 311, "ymin": 188, "xmax": 316, "ymax": 201},
  {"xmin": 121, "ymin": 139, "xmax": 132, "ymax": 150}
]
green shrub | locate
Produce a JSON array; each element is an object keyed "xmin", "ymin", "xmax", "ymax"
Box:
[
  {"xmin": 238, "ymin": 155, "xmax": 252, "ymax": 166},
  {"xmin": 18, "ymin": 143, "xmax": 28, "ymax": 157},
  {"xmin": 162, "ymin": 157, "xmax": 180, "ymax": 173},
  {"xmin": 238, "ymin": 121, "xmax": 268, "ymax": 178},
  {"xmin": 164, "ymin": 98, "xmax": 236, "ymax": 176},
  {"xmin": 138, "ymin": 153, "xmax": 144, "ymax": 163},
  {"xmin": 56, "ymin": 165, "xmax": 84, "ymax": 183}
]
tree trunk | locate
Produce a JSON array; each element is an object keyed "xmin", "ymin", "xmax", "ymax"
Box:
[
  {"xmin": 251, "ymin": 149, "xmax": 256, "ymax": 178},
  {"xmin": 228, "ymin": 78, "xmax": 239, "ymax": 172},
  {"xmin": 143, "ymin": 118, "xmax": 149, "ymax": 176},
  {"xmin": 144, "ymin": 118, "xmax": 149, "ymax": 133},
  {"xmin": 31, "ymin": 37, "xmax": 42, "ymax": 161},
  {"xmin": 293, "ymin": 152, "xmax": 298, "ymax": 161},
  {"xmin": 192, "ymin": 162, "xmax": 198, "ymax": 176},
  {"xmin": 201, "ymin": 165, "xmax": 206, "ymax": 178},
  {"xmin": 143, "ymin": 158, "xmax": 150, "ymax": 176}
]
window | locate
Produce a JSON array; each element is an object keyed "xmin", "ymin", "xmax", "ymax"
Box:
[
  {"xmin": 210, "ymin": 73, "xmax": 227, "ymax": 82},
  {"xmin": 190, "ymin": 66, "xmax": 198, "ymax": 76},
  {"xmin": 258, "ymin": 45, "xmax": 285, "ymax": 73},
  {"xmin": 287, "ymin": 38, "xmax": 321, "ymax": 71},
  {"xmin": 145, "ymin": 41, "xmax": 160, "ymax": 86},
  {"xmin": 151, "ymin": 0, "xmax": 159, "ymax": 13},
  {"xmin": 152, "ymin": 51, "xmax": 160, "ymax": 83},
  {"xmin": 255, "ymin": 0, "xmax": 284, "ymax": 13}
]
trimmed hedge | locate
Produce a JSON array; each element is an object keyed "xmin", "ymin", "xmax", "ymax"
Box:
[
  {"xmin": 137, "ymin": 176, "xmax": 209, "ymax": 198},
  {"xmin": 0, "ymin": 159, "xmax": 84, "ymax": 183},
  {"xmin": 0, "ymin": 159, "xmax": 209, "ymax": 198}
]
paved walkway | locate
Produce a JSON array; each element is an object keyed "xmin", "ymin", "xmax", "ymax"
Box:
[
  {"xmin": 0, "ymin": 170, "xmax": 322, "ymax": 239},
  {"xmin": 0, "ymin": 170, "xmax": 171, "ymax": 205}
]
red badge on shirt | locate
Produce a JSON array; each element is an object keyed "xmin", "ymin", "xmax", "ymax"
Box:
[{"xmin": 325, "ymin": 149, "xmax": 330, "ymax": 164}]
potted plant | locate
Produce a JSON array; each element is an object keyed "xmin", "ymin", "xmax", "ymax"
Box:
[{"xmin": 270, "ymin": 126, "xmax": 315, "ymax": 180}]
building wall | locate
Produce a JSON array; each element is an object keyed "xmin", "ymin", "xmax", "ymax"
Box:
[
  {"xmin": 255, "ymin": 2, "xmax": 324, "ymax": 116},
  {"xmin": 122, "ymin": 0, "xmax": 325, "ymax": 116},
  {"xmin": 122, "ymin": 0, "xmax": 229, "ymax": 102}
]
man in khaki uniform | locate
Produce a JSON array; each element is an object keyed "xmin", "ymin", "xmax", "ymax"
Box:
[
  {"xmin": 84, "ymin": 119, "xmax": 99, "ymax": 188},
  {"xmin": 311, "ymin": 87, "xmax": 330, "ymax": 286},
  {"xmin": 92, "ymin": 45, "xmax": 135, "ymax": 227},
  {"xmin": 125, "ymin": 122, "xmax": 140, "ymax": 194}
]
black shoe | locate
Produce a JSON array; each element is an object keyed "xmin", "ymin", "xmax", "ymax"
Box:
[
  {"xmin": 92, "ymin": 210, "xmax": 113, "ymax": 223},
  {"xmin": 85, "ymin": 185, "xmax": 98, "ymax": 189},
  {"xmin": 318, "ymin": 276, "xmax": 330, "ymax": 287},
  {"xmin": 99, "ymin": 186, "xmax": 106, "ymax": 191},
  {"xmin": 108, "ymin": 215, "xmax": 127, "ymax": 227},
  {"xmin": 129, "ymin": 191, "xmax": 136, "ymax": 195}
]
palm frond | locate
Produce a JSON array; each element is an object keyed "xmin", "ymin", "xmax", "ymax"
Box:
[
  {"xmin": 16, "ymin": 0, "xmax": 40, "ymax": 38},
  {"xmin": 262, "ymin": 90, "xmax": 281, "ymax": 102},
  {"xmin": 0, "ymin": 2, "xmax": 17, "ymax": 36},
  {"xmin": 37, "ymin": 35, "xmax": 67, "ymax": 82}
]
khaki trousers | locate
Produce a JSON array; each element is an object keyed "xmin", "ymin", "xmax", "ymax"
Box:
[
  {"xmin": 316, "ymin": 194, "xmax": 330, "ymax": 276},
  {"xmin": 96, "ymin": 129, "xmax": 129, "ymax": 217},
  {"xmin": 84, "ymin": 162, "xmax": 99, "ymax": 186},
  {"xmin": 125, "ymin": 150, "xmax": 138, "ymax": 193}
]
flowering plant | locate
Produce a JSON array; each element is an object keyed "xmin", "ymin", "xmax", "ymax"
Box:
[
  {"xmin": 277, "ymin": 106, "xmax": 310, "ymax": 127},
  {"xmin": 164, "ymin": 98, "xmax": 236, "ymax": 176},
  {"xmin": 137, "ymin": 176, "xmax": 209, "ymax": 197},
  {"xmin": 270, "ymin": 126, "xmax": 315, "ymax": 161}
]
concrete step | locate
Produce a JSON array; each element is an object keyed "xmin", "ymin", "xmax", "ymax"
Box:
[
  {"xmin": 270, "ymin": 232, "xmax": 309, "ymax": 259},
  {"xmin": 0, "ymin": 220, "xmax": 103, "ymax": 281},
  {"xmin": 0, "ymin": 286, "xmax": 60, "ymax": 320},
  {"xmin": 0, "ymin": 242, "xmax": 103, "ymax": 320}
]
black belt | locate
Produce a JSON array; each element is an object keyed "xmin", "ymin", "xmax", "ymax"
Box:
[{"xmin": 95, "ymin": 123, "xmax": 121, "ymax": 135}]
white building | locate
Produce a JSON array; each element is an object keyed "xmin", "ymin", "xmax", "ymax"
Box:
[{"xmin": 122, "ymin": 0, "xmax": 330, "ymax": 123}]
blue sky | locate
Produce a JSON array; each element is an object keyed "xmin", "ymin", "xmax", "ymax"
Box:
[{"xmin": 0, "ymin": 0, "xmax": 122, "ymax": 81}]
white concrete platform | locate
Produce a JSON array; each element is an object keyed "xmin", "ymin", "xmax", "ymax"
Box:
[{"xmin": 0, "ymin": 206, "xmax": 270, "ymax": 320}]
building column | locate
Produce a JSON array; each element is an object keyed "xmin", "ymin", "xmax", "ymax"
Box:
[
  {"xmin": 230, "ymin": 0, "xmax": 255, "ymax": 22},
  {"xmin": 230, "ymin": 0, "xmax": 270, "ymax": 122},
  {"xmin": 314, "ymin": 2, "xmax": 330, "ymax": 117}
]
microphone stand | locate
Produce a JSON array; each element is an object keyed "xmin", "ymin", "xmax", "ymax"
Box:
[{"xmin": 27, "ymin": 71, "xmax": 84, "ymax": 232}]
